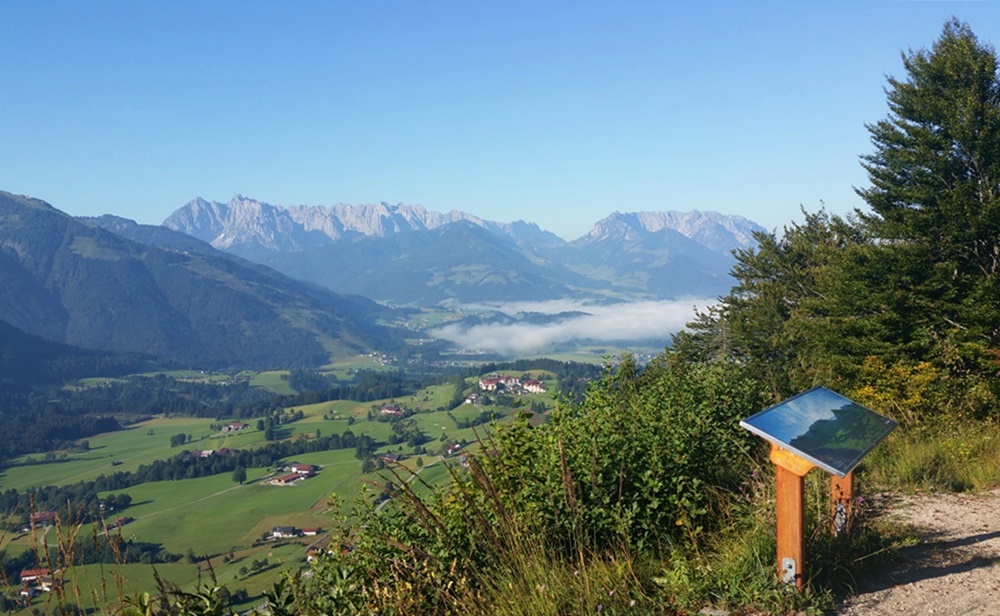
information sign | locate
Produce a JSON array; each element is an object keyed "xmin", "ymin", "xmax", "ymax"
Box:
[{"xmin": 740, "ymin": 386, "xmax": 897, "ymax": 478}]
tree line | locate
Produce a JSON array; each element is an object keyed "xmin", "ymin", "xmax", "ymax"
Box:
[{"xmin": 673, "ymin": 19, "xmax": 1000, "ymax": 417}]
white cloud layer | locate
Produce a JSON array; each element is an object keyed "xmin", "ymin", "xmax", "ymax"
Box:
[{"xmin": 430, "ymin": 299, "xmax": 715, "ymax": 355}]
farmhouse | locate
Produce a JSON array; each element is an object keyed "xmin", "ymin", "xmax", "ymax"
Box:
[
  {"xmin": 29, "ymin": 511, "xmax": 57, "ymax": 526},
  {"xmin": 19, "ymin": 568, "xmax": 51, "ymax": 584},
  {"xmin": 290, "ymin": 463, "xmax": 317, "ymax": 476},
  {"xmin": 223, "ymin": 421, "xmax": 248, "ymax": 432},
  {"xmin": 272, "ymin": 526, "xmax": 299, "ymax": 539},
  {"xmin": 302, "ymin": 527, "xmax": 319, "ymax": 536},
  {"xmin": 18, "ymin": 568, "xmax": 60, "ymax": 596},
  {"xmin": 380, "ymin": 405, "xmax": 404, "ymax": 417}
]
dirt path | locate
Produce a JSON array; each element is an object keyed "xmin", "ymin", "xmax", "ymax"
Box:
[{"xmin": 837, "ymin": 488, "xmax": 1000, "ymax": 615}]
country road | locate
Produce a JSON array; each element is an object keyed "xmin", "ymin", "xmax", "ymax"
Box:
[{"xmin": 837, "ymin": 488, "xmax": 1000, "ymax": 615}]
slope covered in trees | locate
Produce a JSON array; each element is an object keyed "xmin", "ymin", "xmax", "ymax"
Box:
[
  {"xmin": 0, "ymin": 192, "xmax": 398, "ymax": 370},
  {"xmin": 677, "ymin": 19, "xmax": 1000, "ymax": 418}
]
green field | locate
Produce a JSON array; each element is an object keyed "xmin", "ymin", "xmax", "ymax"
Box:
[
  {"xmin": 250, "ymin": 371, "xmax": 296, "ymax": 396},
  {"xmin": 0, "ymin": 417, "xmax": 218, "ymax": 491}
]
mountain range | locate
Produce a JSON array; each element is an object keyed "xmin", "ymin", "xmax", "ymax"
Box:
[
  {"xmin": 0, "ymin": 189, "xmax": 764, "ymax": 372},
  {"xmin": 164, "ymin": 196, "xmax": 764, "ymax": 305}
]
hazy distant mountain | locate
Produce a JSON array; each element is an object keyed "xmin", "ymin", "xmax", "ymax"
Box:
[
  {"xmin": 605, "ymin": 210, "xmax": 765, "ymax": 254},
  {"xmin": 559, "ymin": 212, "xmax": 741, "ymax": 297},
  {"xmin": 0, "ymin": 191, "xmax": 394, "ymax": 369},
  {"xmin": 259, "ymin": 221, "xmax": 602, "ymax": 305},
  {"xmin": 163, "ymin": 195, "xmax": 765, "ymax": 305}
]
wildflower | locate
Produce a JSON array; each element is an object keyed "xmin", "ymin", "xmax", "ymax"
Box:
[
  {"xmin": 597, "ymin": 605, "xmax": 603, "ymax": 613},
  {"xmin": 574, "ymin": 569, "xmax": 580, "ymax": 576},
  {"xmin": 609, "ymin": 590, "xmax": 615, "ymax": 596},
  {"xmin": 630, "ymin": 599, "xmax": 637, "ymax": 607}
]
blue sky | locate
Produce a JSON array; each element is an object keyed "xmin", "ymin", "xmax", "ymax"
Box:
[{"xmin": 2, "ymin": 2, "xmax": 998, "ymax": 240}]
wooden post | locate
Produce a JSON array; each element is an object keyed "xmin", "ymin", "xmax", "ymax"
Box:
[
  {"xmin": 770, "ymin": 444, "xmax": 814, "ymax": 589},
  {"xmin": 830, "ymin": 471, "xmax": 854, "ymax": 537}
]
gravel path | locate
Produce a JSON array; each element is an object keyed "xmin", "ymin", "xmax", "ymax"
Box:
[{"xmin": 837, "ymin": 488, "xmax": 1000, "ymax": 615}]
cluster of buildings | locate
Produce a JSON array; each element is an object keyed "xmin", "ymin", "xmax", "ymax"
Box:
[{"xmin": 476, "ymin": 375, "xmax": 547, "ymax": 395}]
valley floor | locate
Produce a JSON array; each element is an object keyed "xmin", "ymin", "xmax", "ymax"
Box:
[{"xmin": 837, "ymin": 488, "xmax": 1000, "ymax": 615}]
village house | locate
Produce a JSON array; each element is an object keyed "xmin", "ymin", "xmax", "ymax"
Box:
[
  {"xmin": 302, "ymin": 527, "xmax": 319, "ymax": 536},
  {"xmin": 478, "ymin": 377, "xmax": 500, "ymax": 391},
  {"xmin": 306, "ymin": 546, "xmax": 336, "ymax": 562},
  {"xmin": 274, "ymin": 473, "xmax": 301, "ymax": 485},
  {"xmin": 445, "ymin": 443, "xmax": 463, "ymax": 457},
  {"xmin": 523, "ymin": 379, "xmax": 547, "ymax": 393}
]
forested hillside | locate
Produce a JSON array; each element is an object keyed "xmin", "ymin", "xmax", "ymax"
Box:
[{"xmin": 0, "ymin": 192, "xmax": 398, "ymax": 369}]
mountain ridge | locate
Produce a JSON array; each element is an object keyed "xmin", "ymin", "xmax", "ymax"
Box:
[{"xmin": 162, "ymin": 195, "xmax": 765, "ymax": 306}]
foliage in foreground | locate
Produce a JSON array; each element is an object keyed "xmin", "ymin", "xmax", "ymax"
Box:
[{"xmin": 275, "ymin": 358, "xmax": 889, "ymax": 615}]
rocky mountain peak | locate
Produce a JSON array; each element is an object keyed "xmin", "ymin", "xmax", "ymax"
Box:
[{"xmin": 582, "ymin": 210, "xmax": 763, "ymax": 253}]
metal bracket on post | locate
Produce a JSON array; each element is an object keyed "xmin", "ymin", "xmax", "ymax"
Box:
[
  {"xmin": 832, "ymin": 502, "xmax": 848, "ymax": 537},
  {"xmin": 781, "ymin": 558, "xmax": 797, "ymax": 585}
]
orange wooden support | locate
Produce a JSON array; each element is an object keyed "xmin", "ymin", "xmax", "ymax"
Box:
[
  {"xmin": 830, "ymin": 471, "xmax": 854, "ymax": 537},
  {"xmin": 770, "ymin": 444, "xmax": 813, "ymax": 589}
]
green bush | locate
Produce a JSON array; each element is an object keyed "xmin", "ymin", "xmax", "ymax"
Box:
[{"xmin": 284, "ymin": 357, "xmax": 779, "ymax": 614}]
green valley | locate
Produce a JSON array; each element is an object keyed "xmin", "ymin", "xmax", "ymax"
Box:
[{"xmin": 0, "ymin": 360, "xmax": 577, "ymax": 614}]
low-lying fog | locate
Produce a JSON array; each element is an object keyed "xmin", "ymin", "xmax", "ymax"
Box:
[{"xmin": 430, "ymin": 299, "xmax": 715, "ymax": 355}]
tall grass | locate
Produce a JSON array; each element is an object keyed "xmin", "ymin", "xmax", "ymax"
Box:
[{"xmin": 864, "ymin": 417, "xmax": 1000, "ymax": 492}]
